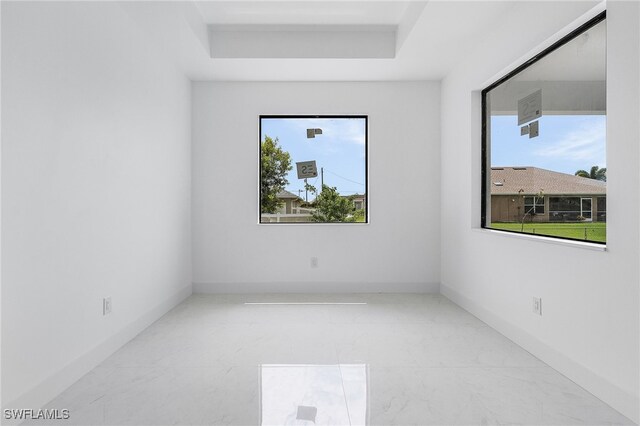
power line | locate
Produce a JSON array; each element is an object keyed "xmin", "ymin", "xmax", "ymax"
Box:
[{"xmin": 324, "ymin": 169, "xmax": 365, "ymax": 186}]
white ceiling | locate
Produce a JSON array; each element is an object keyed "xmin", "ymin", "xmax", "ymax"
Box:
[
  {"xmin": 515, "ymin": 18, "xmax": 606, "ymax": 82},
  {"xmin": 118, "ymin": 1, "xmax": 600, "ymax": 81},
  {"xmin": 195, "ymin": 1, "xmax": 414, "ymax": 25}
]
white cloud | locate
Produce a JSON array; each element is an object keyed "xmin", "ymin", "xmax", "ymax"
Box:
[{"xmin": 533, "ymin": 120, "xmax": 605, "ymax": 163}]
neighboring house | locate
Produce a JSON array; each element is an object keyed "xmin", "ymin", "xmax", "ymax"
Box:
[
  {"xmin": 261, "ymin": 190, "xmax": 312, "ymax": 223},
  {"xmin": 349, "ymin": 193, "xmax": 366, "ymax": 211},
  {"xmin": 276, "ymin": 190, "xmax": 304, "ymax": 214},
  {"xmin": 490, "ymin": 167, "xmax": 606, "ymax": 223}
]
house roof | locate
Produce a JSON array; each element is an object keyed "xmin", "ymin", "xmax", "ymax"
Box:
[
  {"xmin": 490, "ymin": 167, "xmax": 606, "ymax": 195},
  {"xmin": 277, "ymin": 190, "xmax": 302, "ymax": 200}
]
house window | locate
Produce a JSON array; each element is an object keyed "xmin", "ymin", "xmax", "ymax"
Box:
[
  {"xmin": 481, "ymin": 12, "xmax": 606, "ymax": 244},
  {"xmin": 524, "ymin": 196, "xmax": 544, "ymax": 215},
  {"xmin": 259, "ymin": 116, "xmax": 368, "ymax": 224},
  {"xmin": 597, "ymin": 197, "xmax": 606, "ymax": 222},
  {"xmin": 549, "ymin": 196, "xmax": 581, "ymax": 221}
]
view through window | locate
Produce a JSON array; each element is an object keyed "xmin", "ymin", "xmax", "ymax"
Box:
[
  {"xmin": 482, "ymin": 13, "xmax": 606, "ymax": 244},
  {"xmin": 260, "ymin": 116, "xmax": 368, "ymax": 224}
]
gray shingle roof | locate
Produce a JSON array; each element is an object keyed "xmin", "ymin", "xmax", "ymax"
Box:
[
  {"xmin": 490, "ymin": 167, "xmax": 606, "ymax": 195},
  {"xmin": 277, "ymin": 190, "xmax": 302, "ymax": 200}
]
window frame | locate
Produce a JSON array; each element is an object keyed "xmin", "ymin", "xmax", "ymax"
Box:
[
  {"xmin": 258, "ymin": 114, "xmax": 369, "ymax": 225},
  {"xmin": 524, "ymin": 196, "xmax": 545, "ymax": 215},
  {"xmin": 480, "ymin": 11, "xmax": 606, "ymax": 244}
]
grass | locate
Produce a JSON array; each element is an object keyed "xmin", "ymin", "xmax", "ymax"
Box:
[{"xmin": 490, "ymin": 222, "xmax": 606, "ymax": 243}]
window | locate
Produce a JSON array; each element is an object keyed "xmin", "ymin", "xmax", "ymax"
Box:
[
  {"xmin": 259, "ymin": 116, "xmax": 368, "ymax": 224},
  {"xmin": 549, "ymin": 196, "xmax": 581, "ymax": 221},
  {"xmin": 482, "ymin": 12, "xmax": 606, "ymax": 244},
  {"xmin": 597, "ymin": 196, "xmax": 606, "ymax": 222},
  {"xmin": 524, "ymin": 196, "xmax": 544, "ymax": 215}
]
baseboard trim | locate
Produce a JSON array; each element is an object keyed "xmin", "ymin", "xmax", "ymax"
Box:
[
  {"xmin": 440, "ymin": 283, "xmax": 639, "ymax": 424},
  {"xmin": 1, "ymin": 284, "xmax": 192, "ymax": 421},
  {"xmin": 193, "ymin": 281, "xmax": 440, "ymax": 294}
]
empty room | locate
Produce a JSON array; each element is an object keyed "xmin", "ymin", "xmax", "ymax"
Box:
[{"xmin": 1, "ymin": 1, "xmax": 639, "ymax": 425}]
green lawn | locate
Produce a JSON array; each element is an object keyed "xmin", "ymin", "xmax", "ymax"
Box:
[{"xmin": 490, "ymin": 222, "xmax": 606, "ymax": 243}]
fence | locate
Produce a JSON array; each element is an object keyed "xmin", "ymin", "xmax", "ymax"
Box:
[{"xmin": 261, "ymin": 213, "xmax": 314, "ymax": 223}]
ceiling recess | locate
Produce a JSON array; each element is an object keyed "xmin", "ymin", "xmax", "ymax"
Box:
[{"xmin": 209, "ymin": 24, "xmax": 397, "ymax": 59}]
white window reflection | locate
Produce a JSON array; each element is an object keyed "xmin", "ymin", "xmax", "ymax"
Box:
[{"xmin": 260, "ymin": 364, "xmax": 368, "ymax": 426}]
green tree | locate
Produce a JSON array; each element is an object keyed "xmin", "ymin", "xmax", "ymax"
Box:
[
  {"xmin": 351, "ymin": 209, "xmax": 366, "ymax": 223},
  {"xmin": 575, "ymin": 165, "xmax": 606, "ymax": 182},
  {"xmin": 261, "ymin": 136, "xmax": 292, "ymax": 213},
  {"xmin": 311, "ymin": 185, "xmax": 356, "ymax": 222},
  {"xmin": 304, "ymin": 181, "xmax": 317, "ymax": 198}
]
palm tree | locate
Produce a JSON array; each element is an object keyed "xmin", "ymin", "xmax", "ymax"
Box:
[{"xmin": 575, "ymin": 165, "xmax": 606, "ymax": 182}]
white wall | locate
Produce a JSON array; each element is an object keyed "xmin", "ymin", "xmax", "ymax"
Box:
[
  {"xmin": 440, "ymin": 1, "xmax": 639, "ymax": 422},
  {"xmin": 192, "ymin": 82, "xmax": 440, "ymax": 293},
  {"xmin": 1, "ymin": 2, "xmax": 192, "ymax": 409}
]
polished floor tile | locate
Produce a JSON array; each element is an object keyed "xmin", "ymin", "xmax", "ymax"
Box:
[{"xmin": 26, "ymin": 294, "xmax": 634, "ymax": 425}]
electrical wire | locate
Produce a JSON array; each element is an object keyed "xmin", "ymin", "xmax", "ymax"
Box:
[{"xmin": 324, "ymin": 169, "xmax": 365, "ymax": 186}]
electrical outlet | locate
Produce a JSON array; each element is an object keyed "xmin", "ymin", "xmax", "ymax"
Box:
[
  {"xmin": 310, "ymin": 257, "xmax": 318, "ymax": 268},
  {"xmin": 103, "ymin": 297, "xmax": 112, "ymax": 316},
  {"xmin": 532, "ymin": 297, "xmax": 542, "ymax": 316}
]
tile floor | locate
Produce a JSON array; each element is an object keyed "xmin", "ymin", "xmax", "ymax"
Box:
[{"xmin": 28, "ymin": 294, "xmax": 634, "ymax": 425}]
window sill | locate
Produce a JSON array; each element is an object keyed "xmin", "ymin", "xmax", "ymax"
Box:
[
  {"xmin": 473, "ymin": 228, "xmax": 607, "ymax": 251},
  {"xmin": 258, "ymin": 222, "xmax": 370, "ymax": 226}
]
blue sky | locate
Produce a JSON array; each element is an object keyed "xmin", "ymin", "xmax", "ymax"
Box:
[
  {"xmin": 261, "ymin": 117, "xmax": 366, "ymax": 201},
  {"xmin": 490, "ymin": 114, "xmax": 606, "ymax": 174}
]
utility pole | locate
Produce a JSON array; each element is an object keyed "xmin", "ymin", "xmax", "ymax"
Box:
[{"xmin": 320, "ymin": 167, "xmax": 324, "ymax": 192}]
